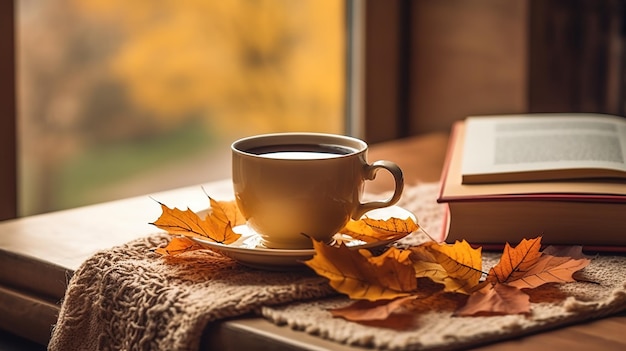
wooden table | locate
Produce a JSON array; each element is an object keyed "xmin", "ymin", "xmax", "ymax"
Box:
[{"xmin": 1, "ymin": 132, "xmax": 625, "ymax": 350}]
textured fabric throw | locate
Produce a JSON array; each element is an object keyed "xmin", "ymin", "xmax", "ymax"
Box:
[
  {"xmin": 49, "ymin": 183, "xmax": 626, "ymax": 351},
  {"xmin": 48, "ymin": 236, "xmax": 335, "ymax": 351}
]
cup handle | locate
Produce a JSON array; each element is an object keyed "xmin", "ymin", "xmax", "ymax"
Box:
[{"xmin": 353, "ymin": 160, "xmax": 404, "ymax": 219}]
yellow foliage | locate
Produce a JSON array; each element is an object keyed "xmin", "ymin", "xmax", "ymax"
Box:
[{"xmin": 73, "ymin": 0, "xmax": 344, "ymax": 135}]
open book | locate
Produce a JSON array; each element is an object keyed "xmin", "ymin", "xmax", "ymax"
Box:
[{"xmin": 461, "ymin": 113, "xmax": 626, "ymax": 184}]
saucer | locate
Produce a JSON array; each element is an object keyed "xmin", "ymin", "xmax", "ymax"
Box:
[{"xmin": 191, "ymin": 205, "xmax": 417, "ymax": 270}]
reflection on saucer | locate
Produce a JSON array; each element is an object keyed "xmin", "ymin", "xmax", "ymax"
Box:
[{"xmin": 191, "ymin": 205, "xmax": 417, "ymax": 270}]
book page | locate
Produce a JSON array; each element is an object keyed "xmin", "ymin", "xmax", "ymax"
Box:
[{"xmin": 461, "ymin": 114, "xmax": 626, "ymax": 183}]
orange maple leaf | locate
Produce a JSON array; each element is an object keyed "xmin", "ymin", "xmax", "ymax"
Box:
[
  {"xmin": 150, "ymin": 198, "xmax": 241, "ymax": 244},
  {"xmin": 457, "ymin": 237, "xmax": 591, "ymax": 316},
  {"xmin": 486, "ymin": 237, "xmax": 591, "ymax": 288},
  {"xmin": 304, "ymin": 241, "xmax": 417, "ymax": 301},
  {"xmin": 487, "ymin": 237, "xmax": 543, "ymax": 285},
  {"xmin": 506, "ymin": 253, "xmax": 591, "ymax": 289}
]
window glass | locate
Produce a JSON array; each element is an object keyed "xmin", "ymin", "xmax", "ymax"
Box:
[{"xmin": 18, "ymin": 0, "xmax": 346, "ymax": 215}]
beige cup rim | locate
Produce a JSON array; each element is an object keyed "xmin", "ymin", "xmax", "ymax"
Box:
[{"xmin": 231, "ymin": 132, "xmax": 367, "ymax": 159}]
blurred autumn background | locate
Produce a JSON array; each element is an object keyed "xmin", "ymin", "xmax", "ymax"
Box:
[{"xmin": 18, "ymin": 0, "xmax": 345, "ymax": 216}]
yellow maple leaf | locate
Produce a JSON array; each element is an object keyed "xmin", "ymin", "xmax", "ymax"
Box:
[
  {"xmin": 339, "ymin": 216, "xmax": 419, "ymax": 243},
  {"xmin": 205, "ymin": 196, "xmax": 247, "ymax": 227},
  {"xmin": 362, "ymin": 246, "xmax": 413, "ymax": 265},
  {"xmin": 410, "ymin": 240, "xmax": 483, "ymax": 294},
  {"xmin": 150, "ymin": 199, "xmax": 240, "ymax": 244}
]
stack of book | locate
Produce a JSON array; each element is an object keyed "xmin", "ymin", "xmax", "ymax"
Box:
[{"xmin": 437, "ymin": 113, "xmax": 626, "ymax": 251}]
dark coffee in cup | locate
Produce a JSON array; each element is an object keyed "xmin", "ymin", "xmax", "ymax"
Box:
[{"xmin": 247, "ymin": 144, "xmax": 357, "ymax": 160}]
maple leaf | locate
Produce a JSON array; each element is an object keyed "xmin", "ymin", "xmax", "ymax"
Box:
[
  {"xmin": 339, "ymin": 216, "xmax": 418, "ymax": 243},
  {"xmin": 361, "ymin": 245, "xmax": 413, "ymax": 265},
  {"xmin": 505, "ymin": 253, "xmax": 591, "ymax": 289},
  {"xmin": 485, "ymin": 237, "xmax": 590, "ymax": 289},
  {"xmin": 330, "ymin": 296, "xmax": 415, "ymax": 321},
  {"xmin": 457, "ymin": 237, "xmax": 591, "ymax": 315},
  {"xmin": 487, "ymin": 237, "xmax": 543, "ymax": 285},
  {"xmin": 205, "ymin": 196, "xmax": 247, "ymax": 227},
  {"xmin": 410, "ymin": 240, "xmax": 483, "ymax": 294},
  {"xmin": 304, "ymin": 241, "xmax": 417, "ymax": 301},
  {"xmin": 455, "ymin": 282, "xmax": 530, "ymax": 316},
  {"xmin": 154, "ymin": 236, "xmax": 204, "ymax": 256},
  {"xmin": 150, "ymin": 198, "xmax": 241, "ymax": 244}
]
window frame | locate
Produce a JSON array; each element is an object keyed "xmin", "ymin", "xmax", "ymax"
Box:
[{"xmin": 0, "ymin": 1, "xmax": 16, "ymax": 220}]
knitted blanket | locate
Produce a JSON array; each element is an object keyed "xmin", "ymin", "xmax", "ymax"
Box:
[
  {"xmin": 48, "ymin": 183, "xmax": 626, "ymax": 350},
  {"xmin": 47, "ymin": 234, "xmax": 335, "ymax": 351}
]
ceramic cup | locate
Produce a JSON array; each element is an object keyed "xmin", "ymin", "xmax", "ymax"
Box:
[{"xmin": 231, "ymin": 132, "xmax": 404, "ymax": 249}]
